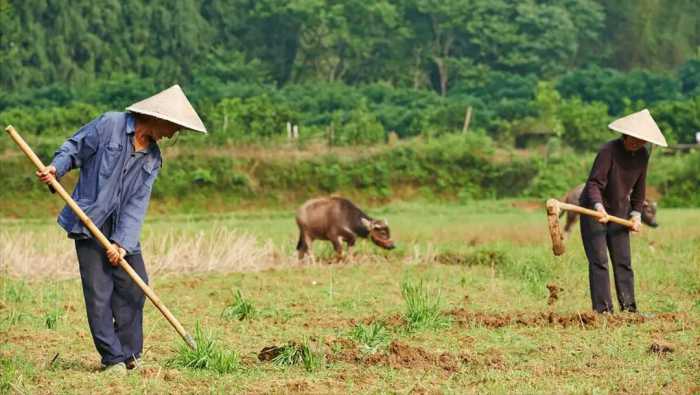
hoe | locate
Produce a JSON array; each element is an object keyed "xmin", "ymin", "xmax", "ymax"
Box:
[
  {"xmin": 5, "ymin": 125, "xmax": 196, "ymax": 350},
  {"xmin": 545, "ymin": 198, "xmax": 634, "ymax": 256}
]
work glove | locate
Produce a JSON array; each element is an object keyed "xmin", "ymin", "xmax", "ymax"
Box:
[{"xmin": 594, "ymin": 203, "xmax": 609, "ymax": 224}]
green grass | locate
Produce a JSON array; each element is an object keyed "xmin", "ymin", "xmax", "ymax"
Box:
[
  {"xmin": 221, "ymin": 290, "xmax": 256, "ymax": 321},
  {"xmin": 1, "ymin": 202, "xmax": 699, "ymax": 393},
  {"xmin": 43, "ymin": 308, "xmax": 63, "ymax": 330},
  {"xmin": 271, "ymin": 340, "xmax": 324, "ymax": 373},
  {"xmin": 167, "ymin": 323, "xmax": 241, "ymax": 374},
  {"xmin": 349, "ymin": 322, "xmax": 391, "ymax": 354},
  {"xmin": 400, "ymin": 280, "xmax": 451, "ymax": 331}
]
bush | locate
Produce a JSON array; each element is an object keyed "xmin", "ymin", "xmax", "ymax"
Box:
[
  {"xmin": 558, "ymin": 98, "xmax": 613, "ymax": 150},
  {"xmin": 557, "ymin": 66, "xmax": 682, "ymax": 115},
  {"xmin": 651, "ymin": 96, "xmax": 700, "ymax": 144},
  {"xmin": 330, "ymin": 100, "xmax": 386, "ymax": 146},
  {"xmin": 657, "ymin": 151, "xmax": 700, "ymax": 207},
  {"xmin": 209, "ymin": 95, "xmax": 298, "ymax": 141}
]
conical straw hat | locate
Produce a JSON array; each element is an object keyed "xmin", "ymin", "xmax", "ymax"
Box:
[
  {"xmin": 608, "ymin": 109, "xmax": 666, "ymax": 147},
  {"xmin": 126, "ymin": 84, "xmax": 207, "ymax": 133}
]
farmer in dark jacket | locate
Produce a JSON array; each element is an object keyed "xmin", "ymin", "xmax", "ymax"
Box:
[
  {"xmin": 580, "ymin": 109, "xmax": 667, "ymax": 314},
  {"xmin": 36, "ymin": 85, "xmax": 207, "ymax": 373}
]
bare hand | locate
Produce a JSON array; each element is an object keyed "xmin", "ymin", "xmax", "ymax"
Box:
[
  {"xmin": 35, "ymin": 165, "xmax": 57, "ymax": 185},
  {"xmin": 630, "ymin": 217, "xmax": 641, "ymax": 233},
  {"xmin": 106, "ymin": 243, "xmax": 126, "ymax": 266},
  {"xmin": 596, "ymin": 206, "xmax": 609, "ymax": 224}
]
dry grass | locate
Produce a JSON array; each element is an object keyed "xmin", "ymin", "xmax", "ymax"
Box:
[
  {"xmin": 161, "ymin": 139, "xmax": 400, "ymax": 162},
  {"xmin": 0, "ymin": 226, "xmax": 291, "ymax": 280}
]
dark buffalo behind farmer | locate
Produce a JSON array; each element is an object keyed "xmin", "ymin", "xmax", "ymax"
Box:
[
  {"xmin": 560, "ymin": 184, "xmax": 658, "ymax": 237},
  {"xmin": 296, "ymin": 197, "xmax": 395, "ymax": 261}
]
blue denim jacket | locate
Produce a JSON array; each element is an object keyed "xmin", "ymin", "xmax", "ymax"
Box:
[{"xmin": 51, "ymin": 112, "xmax": 162, "ymax": 254}]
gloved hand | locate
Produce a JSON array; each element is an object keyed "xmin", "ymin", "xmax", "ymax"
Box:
[{"xmin": 594, "ymin": 203, "xmax": 609, "ymax": 224}]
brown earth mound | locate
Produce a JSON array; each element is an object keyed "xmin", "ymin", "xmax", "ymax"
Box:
[
  {"xmin": 327, "ymin": 338, "xmax": 460, "ymax": 373},
  {"xmin": 546, "ymin": 283, "xmax": 563, "ymax": 305},
  {"xmin": 448, "ymin": 308, "xmax": 686, "ymax": 329},
  {"xmin": 325, "ymin": 338, "xmax": 362, "ymax": 364},
  {"xmin": 258, "ymin": 345, "xmax": 286, "ymax": 361},
  {"xmin": 365, "ymin": 341, "xmax": 460, "ymax": 372},
  {"xmin": 348, "ymin": 314, "xmax": 406, "ymax": 330}
]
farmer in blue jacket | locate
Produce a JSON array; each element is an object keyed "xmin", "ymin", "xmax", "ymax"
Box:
[{"xmin": 36, "ymin": 85, "xmax": 206, "ymax": 373}]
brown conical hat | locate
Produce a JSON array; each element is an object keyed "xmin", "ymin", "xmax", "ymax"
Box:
[
  {"xmin": 126, "ymin": 84, "xmax": 207, "ymax": 133},
  {"xmin": 608, "ymin": 109, "xmax": 666, "ymax": 147}
]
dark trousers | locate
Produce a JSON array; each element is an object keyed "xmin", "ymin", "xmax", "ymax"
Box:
[
  {"xmin": 74, "ymin": 227, "xmax": 147, "ymax": 366},
  {"xmin": 580, "ymin": 215, "xmax": 636, "ymax": 313}
]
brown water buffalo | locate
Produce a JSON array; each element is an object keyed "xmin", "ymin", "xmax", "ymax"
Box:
[
  {"xmin": 296, "ymin": 197, "xmax": 395, "ymax": 261},
  {"xmin": 560, "ymin": 184, "xmax": 658, "ymax": 237}
]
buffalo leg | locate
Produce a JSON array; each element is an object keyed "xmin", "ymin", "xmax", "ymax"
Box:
[
  {"xmin": 332, "ymin": 237, "xmax": 344, "ymax": 263},
  {"xmin": 297, "ymin": 230, "xmax": 312, "ymax": 261},
  {"xmin": 344, "ymin": 234, "xmax": 357, "ymax": 259},
  {"xmin": 563, "ymin": 212, "xmax": 578, "ymax": 238}
]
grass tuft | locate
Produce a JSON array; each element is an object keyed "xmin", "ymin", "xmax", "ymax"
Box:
[
  {"xmin": 44, "ymin": 308, "xmax": 63, "ymax": 329},
  {"xmin": 0, "ymin": 310, "xmax": 24, "ymax": 331},
  {"xmin": 401, "ymin": 280, "xmax": 450, "ymax": 331},
  {"xmin": 272, "ymin": 340, "xmax": 324, "ymax": 372},
  {"xmin": 168, "ymin": 323, "xmax": 241, "ymax": 374},
  {"xmin": 221, "ymin": 290, "xmax": 256, "ymax": 321},
  {"xmin": 349, "ymin": 322, "xmax": 390, "ymax": 354},
  {"xmin": 2, "ymin": 279, "xmax": 31, "ymax": 303}
]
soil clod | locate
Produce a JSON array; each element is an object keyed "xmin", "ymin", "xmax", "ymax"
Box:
[
  {"xmin": 546, "ymin": 283, "xmax": 563, "ymax": 305},
  {"xmin": 447, "ymin": 308, "xmax": 686, "ymax": 329},
  {"xmin": 258, "ymin": 345, "xmax": 285, "ymax": 361},
  {"xmin": 649, "ymin": 340, "xmax": 675, "ymax": 354},
  {"xmin": 365, "ymin": 341, "xmax": 460, "ymax": 372}
]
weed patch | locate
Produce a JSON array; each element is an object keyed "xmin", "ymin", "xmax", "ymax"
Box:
[
  {"xmin": 221, "ymin": 290, "xmax": 256, "ymax": 321},
  {"xmin": 349, "ymin": 322, "xmax": 390, "ymax": 354},
  {"xmin": 401, "ymin": 280, "xmax": 450, "ymax": 331},
  {"xmin": 0, "ymin": 309, "xmax": 25, "ymax": 331},
  {"xmin": 44, "ymin": 308, "xmax": 63, "ymax": 329},
  {"xmin": 259, "ymin": 340, "xmax": 325, "ymax": 372},
  {"xmin": 167, "ymin": 323, "xmax": 241, "ymax": 374},
  {"xmin": 1, "ymin": 279, "xmax": 31, "ymax": 303}
]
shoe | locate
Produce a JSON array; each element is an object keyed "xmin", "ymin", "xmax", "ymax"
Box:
[
  {"xmin": 125, "ymin": 357, "xmax": 141, "ymax": 370},
  {"xmin": 101, "ymin": 362, "xmax": 127, "ymax": 375}
]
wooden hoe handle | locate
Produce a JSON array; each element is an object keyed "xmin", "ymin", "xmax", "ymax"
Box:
[
  {"xmin": 548, "ymin": 199, "xmax": 635, "ymax": 228},
  {"xmin": 5, "ymin": 125, "xmax": 196, "ymax": 350}
]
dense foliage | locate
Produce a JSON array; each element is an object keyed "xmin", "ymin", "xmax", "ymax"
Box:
[
  {"xmin": 0, "ymin": 1, "xmax": 698, "ymax": 211},
  {"xmin": 0, "ymin": 0, "xmax": 698, "ymax": 151}
]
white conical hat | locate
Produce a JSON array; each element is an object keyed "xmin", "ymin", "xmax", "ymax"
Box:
[
  {"xmin": 608, "ymin": 109, "xmax": 666, "ymax": 147},
  {"xmin": 126, "ymin": 84, "xmax": 207, "ymax": 133}
]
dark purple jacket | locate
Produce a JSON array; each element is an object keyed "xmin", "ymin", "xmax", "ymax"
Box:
[{"xmin": 581, "ymin": 138, "xmax": 648, "ymax": 217}]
